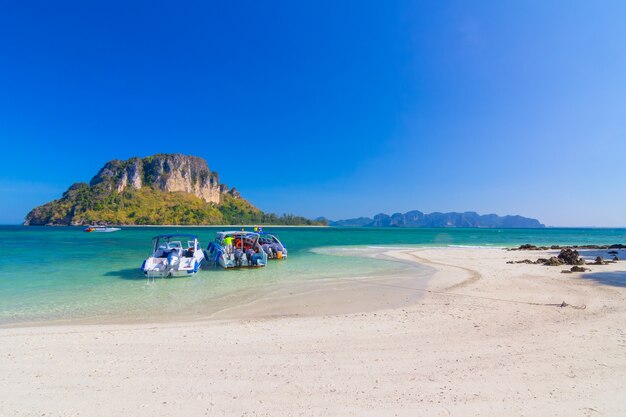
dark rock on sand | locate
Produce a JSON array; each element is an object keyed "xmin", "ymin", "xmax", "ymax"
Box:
[
  {"xmin": 609, "ymin": 244, "xmax": 626, "ymax": 249},
  {"xmin": 512, "ymin": 244, "xmax": 625, "ymax": 251},
  {"xmin": 558, "ymin": 249, "xmax": 584, "ymax": 266},
  {"xmin": 544, "ymin": 257, "xmax": 565, "ymax": 266},
  {"xmin": 517, "ymin": 244, "xmax": 540, "ymax": 250},
  {"xmin": 511, "ymin": 244, "xmax": 549, "ymax": 251},
  {"xmin": 591, "ymin": 256, "xmax": 608, "ymax": 265},
  {"xmin": 507, "ymin": 259, "xmax": 538, "ymax": 264}
]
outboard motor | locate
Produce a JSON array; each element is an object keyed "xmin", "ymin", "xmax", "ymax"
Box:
[
  {"xmin": 269, "ymin": 243, "xmax": 282, "ymax": 255},
  {"xmin": 245, "ymin": 249, "xmax": 255, "ymax": 266},
  {"xmin": 234, "ymin": 249, "xmax": 243, "ymax": 267},
  {"xmin": 166, "ymin": 251, "xmax": 180, "ymax": 276}
]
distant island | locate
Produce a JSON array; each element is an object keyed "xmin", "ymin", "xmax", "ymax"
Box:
[
  {"xmin": 24, "ymin": 154, "xmax": 325, "ymax": 226},
  {"xmin": 24, "ymin": 153, "xmax": 545, "ymax": 228},
  {"xmin": 323, "ymin": 210, "xmax": 545, "ymax": 228}
]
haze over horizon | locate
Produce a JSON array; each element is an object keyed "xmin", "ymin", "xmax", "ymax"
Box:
[{"xmin": 1, "ymin": 1, "xmax": 625, "ymax": 227}]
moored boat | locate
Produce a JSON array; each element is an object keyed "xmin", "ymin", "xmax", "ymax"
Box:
[
  {"xmin": 84, "ymin": 226, "xmax": 121, "ymax": 233},
  {"xmin": 258, "ymin": 232, "xmax": 287, "ymax": 259},
  {"xmin": 141, "ymin": 234, "xmax": 205, "ymax": 277},
  {"xmin": 207, "ymin": 231, "xmax": 268, "ymax": 268}
]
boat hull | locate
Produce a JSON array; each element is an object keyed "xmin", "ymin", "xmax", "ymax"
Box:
[
  {"xmin": 207, "ymin": 244, "xmax": 268, "ymax": 269},
  {"xmin": 141, "ymin": 253, "xmax": 205, "ymax": 277},
  {"xmin": 85, "ymin": 227, "xmax": 121, "ymax": 233},
  {"xmin": 269, "ymin": 249, "xmax": 287, "ymax": 260},
  {"xmin": 217, "ymin": 253, "xmax": 268, "ymax": 269},
  {"xmin": 93, "ymin": 228, "xmax": 121, "ymax": 233}
]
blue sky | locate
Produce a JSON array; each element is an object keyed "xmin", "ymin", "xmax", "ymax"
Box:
[{"xmin": 1, "ymin": 1, "xmax": 625, "ymax": 226}]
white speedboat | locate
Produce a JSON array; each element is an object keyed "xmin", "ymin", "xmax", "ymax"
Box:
[
  {"xmin": 207, "ymin": 231, "xmax": 268, "ymax": 268},
  {"xmin": 84, "ymin": 226, "xmax": 121, "ymax": 233},
  {"xmin": 258, "ymin": 232, "xmax": 287, "ymax": 259},
  {"xmin": 141, "ymin": 234, "xmax": 205, "ymax": 277}
]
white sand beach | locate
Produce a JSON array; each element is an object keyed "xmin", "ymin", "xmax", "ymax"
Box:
[{"xmin": 1, "ymin": 247, "xmax": 625, "ymax": 416}]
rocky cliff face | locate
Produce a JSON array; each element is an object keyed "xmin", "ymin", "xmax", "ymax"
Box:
[
  {"xmin": 89, "ymin": 154, "xmax": 237, "ymax": 204},
  {"xmin": 23, "ymin": 154, "xmax": 261, "ymax": 226}
]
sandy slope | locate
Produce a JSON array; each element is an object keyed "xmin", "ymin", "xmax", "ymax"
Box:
[{"xmin": 1, "ymin": 247, "xmax": 625, "ymax": 416}]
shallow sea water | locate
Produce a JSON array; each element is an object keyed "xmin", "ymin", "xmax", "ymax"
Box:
[{"xmin": 0, "ymin": 226, "xmax": 624, "ymax": 325}]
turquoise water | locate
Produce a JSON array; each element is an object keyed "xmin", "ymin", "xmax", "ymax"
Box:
[{"xmin": 0, "ymin": 226, "xmax": 624, "ymax": 325}]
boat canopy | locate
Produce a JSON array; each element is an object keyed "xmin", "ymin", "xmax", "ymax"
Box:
[
  {"xmin": 151, "ymin": 234, "xmax": 199, "ymax": 240},
  {"xmin": 214, "ymin": 231, "xmax": 259, "ymax": 239},
  {"xmin": 151, "ymin": 234, "xmax": 200, "ymax": 254}
]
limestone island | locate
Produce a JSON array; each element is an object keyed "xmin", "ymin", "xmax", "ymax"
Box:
[{"xmin": 24, "ymin": 154, "xmax": 325, "ymax": 226}]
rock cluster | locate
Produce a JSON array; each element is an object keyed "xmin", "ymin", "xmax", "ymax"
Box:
[
  {"xmin": 544, "ymin": 257, "xmax": 565, "ymax": 266},
  {"xmin": 506, "ymin": 247, "xmax": 622, "ymax": 272},
  {"xmin": 557, "ymin": 249, "xmax": 585, "ymax": 265},
  {"xmin": 507, "ymin": 249, "xmax": 584, "ymax": 266},
  {"xmin": 562, "ymin": 266, "xmax": 590, "ymax": 274},
  {"xmin": 511, "ymin": 243, "xmax": 626, "ymax": 251},
  {"xmin": 591, "ymin": 256, "xmax": 609, "ymax": 265}
]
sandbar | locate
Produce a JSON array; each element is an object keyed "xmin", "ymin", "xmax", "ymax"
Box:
[{"xmin": 1, "ymin": 247, "xmax": 625, "ymax": 416}]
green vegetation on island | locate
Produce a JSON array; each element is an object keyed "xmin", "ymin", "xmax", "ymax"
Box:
[{"xmin": 24, "ymin": 154, "xmax": 325, "ymax": 226}]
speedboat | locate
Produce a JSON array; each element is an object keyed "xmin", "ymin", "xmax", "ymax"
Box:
[
  {"xmin": 206, "ymin": 231, "xmax": 268, "ymax": 268},
  {"xmin": 258, "ymin": 232, "xmax": 287, "ymax": 259},
  {"xmin": 84, "ymin": 226, "xmax": 121, "ymax": 233},
  {"xmin": 141, "ymin": 234, "xmax": 205, "ymax": 277}
]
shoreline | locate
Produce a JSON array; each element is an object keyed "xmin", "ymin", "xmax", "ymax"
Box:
[
  {"xmin": 12, "ymin": 223, "xmax": 626, "ymax": 230},
  {"xmin": 2, "ymin": 246, "xmax": 624, "ymax": 329},
  {"xmin": 1, "ymin": 247, "xmax": 436, "ymax": 329},
  {"xmin": 1, "ymin": 247, "xmax": 625, "ymax": 415},
  {"xmin": 19, "ymin": 224, "xmax": 330, "ymax": 228},
  {"xmin": 116, "ymin": 224, "xmax": 330, "ymax": 228},
  {"xmin": 2, "ymin": 246, "xmax": 624, "ymax": 330}
]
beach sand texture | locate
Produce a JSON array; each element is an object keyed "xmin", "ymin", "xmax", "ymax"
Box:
[{"xmin": 1, "ymin": 247, "xmax": 625, "ymax": 416}]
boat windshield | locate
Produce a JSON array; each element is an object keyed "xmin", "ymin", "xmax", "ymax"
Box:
[
  {"xmin": 152, "ymin": 235, "xmax": 197, "ymax": 256},
  {"xmin": 259, "ymin": 235, "xmax": 278, "ymax": 245}
]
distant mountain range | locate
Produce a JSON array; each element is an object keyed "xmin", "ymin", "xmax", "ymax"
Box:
[{"xmin": 322, "ymin": 210, "xmax": 545, "ymax": 228}]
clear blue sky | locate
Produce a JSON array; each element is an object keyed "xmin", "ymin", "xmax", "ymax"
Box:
[{"xmin": 1, "ymin": 1, "xmax": 625, "ymax": 226}]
